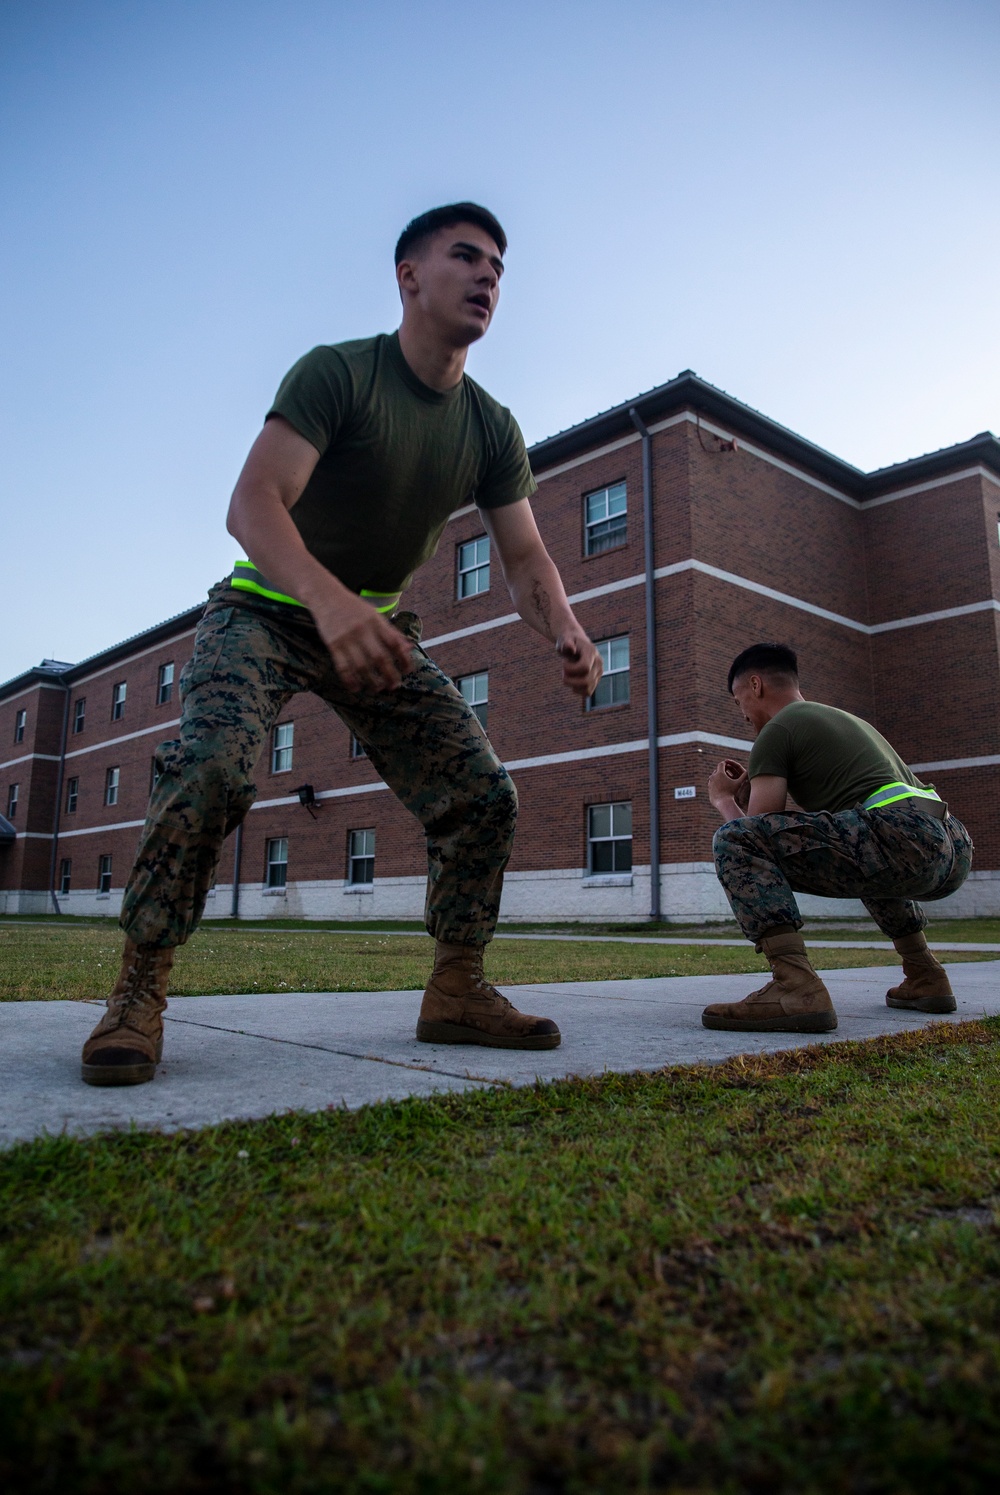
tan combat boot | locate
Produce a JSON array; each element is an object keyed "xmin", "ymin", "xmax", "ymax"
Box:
[
  {"xmin": 81, "ymin": 940, "xmax": 175, "ymax": 1086},
  {"xmin": 886, "ymin": 932, "xmax": 956, "ymax": 1013},
  {"xmin": 417, "ymin": 942, "xmax": 561, "ymax": 1050},
  {"xmin": 702, "ymin": 930, "xmax": 838, "ymax": 1033}
]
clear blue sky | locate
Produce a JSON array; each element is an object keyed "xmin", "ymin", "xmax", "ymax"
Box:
[{"xmin": 2, "ymin": 0, "xmax": 998, "ymax": 683}]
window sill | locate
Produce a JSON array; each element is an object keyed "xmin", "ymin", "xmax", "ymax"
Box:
[
  {"xmin": 263, "ymin": 888, "xmax": 287, "ymax": 897},
  {"xmin": 343, "ymin": 884, "xmax": 374, "ymax": 894},
  {"xmin": 584, "ymin": 701, "xmax": 632, "ymax": 715},
  {"xmin": 581, "ymin": 873, "xmax": 633, "ymax": 888},
  {"xmin": 582, "ymin": 542, "xmax": 628, "ymax": 563},
  {"xmin": 96, "ymin": 893, "xmax": 111, "ymax": 901}
]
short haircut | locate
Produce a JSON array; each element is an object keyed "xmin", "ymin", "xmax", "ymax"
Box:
[
  {"xmin": 394, "ymin": 203, "xmax": 507, "ymax": 266},
  {"xmin": 727, "ymin": 642, "xmax": 799, "ymax": 694}
]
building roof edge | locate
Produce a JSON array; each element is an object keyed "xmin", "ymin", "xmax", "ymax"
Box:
[
  {"xmin": 527, "ymin": 373, "xmax": 1000, "ymax": 499},
  {"xmin": 0, "ymin": 603, "xmax": 205, "ymax": 703}
]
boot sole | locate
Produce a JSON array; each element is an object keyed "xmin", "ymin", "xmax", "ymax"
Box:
[
  {"xmin": 886, "ymin": 994, "xmax": 957, "ymax": 1013},
  {"xmin": 81, "ymin": 1059, "xmax": 156, "ymax": 1086},
  {"xmin": 416, "ymin": 1020, "xmax": 561, "ymax": 1050},
  {"xmin": 80, "ymin": 1036, "xmax": 163, "ymax": 1087},
  {"xmin": 702, "ymin": 1012, "xmax": 838, "ymax": 1033}
]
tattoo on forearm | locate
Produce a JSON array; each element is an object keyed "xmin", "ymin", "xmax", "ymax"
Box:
[{"xmin": 531, "ymin": 581, "xmax": 551, "ymax": 632}]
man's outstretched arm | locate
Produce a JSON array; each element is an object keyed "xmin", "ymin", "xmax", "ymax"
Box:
[
  {"xmin": 482, "ymin": 499, "xmax": 602, "ymax": 697},
  {"xmin": 227, "ymin": 417, "xmax": 413, "ymax": 693}
]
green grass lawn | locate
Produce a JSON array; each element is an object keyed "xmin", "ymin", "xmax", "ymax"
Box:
[
  {"xmin": 1, "ymin": 921, "xmax": 997, "ymax": 1002},
  {"xmin": 3, "ymin": 1021, "xmax": 1000, "ymax": 1492}
]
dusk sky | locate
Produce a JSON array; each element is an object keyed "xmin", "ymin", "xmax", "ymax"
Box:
[{"xmin": 2, "ymin": 0, "xmax": 998, "ymax": 683}]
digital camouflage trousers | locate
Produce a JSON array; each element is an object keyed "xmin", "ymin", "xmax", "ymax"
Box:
[
  {"xmin": 713, "ymin": 803, "xmax": 973, "ymax": 942},
  {"xmin": 120, "ymin": 599, "xmax": 517, "ymax": 949}
]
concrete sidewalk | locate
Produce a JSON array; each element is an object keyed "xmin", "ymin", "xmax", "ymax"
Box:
[{"xmin": 2, "ymin": 961, "xmax": 998, "ymax": 1148}]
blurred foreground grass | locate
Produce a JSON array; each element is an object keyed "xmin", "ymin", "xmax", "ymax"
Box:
[{"xmin": 3, "ymin": 1021, "xmax": 1000, "ymax": 1491}]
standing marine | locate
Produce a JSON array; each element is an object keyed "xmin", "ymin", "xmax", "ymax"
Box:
[
  {"xmin": 81, "ymin": 202, "xmax": 602, "ymax": 1086},
  {"xmin": 702, "ymin": 642, "xmax": 972, "ymax": 1033}
]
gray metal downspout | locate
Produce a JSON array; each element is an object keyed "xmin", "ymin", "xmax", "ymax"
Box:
[
  {"xmin": 629, "ymin": 408, "xmax": 661, "ymax": 921},
  {"xmin": 230, "ymin": 819, "xmax": 243, "ymax": 919},
  {"xmin": 47, "ymin": 679, "xmax": 72, "ymax": 915}
]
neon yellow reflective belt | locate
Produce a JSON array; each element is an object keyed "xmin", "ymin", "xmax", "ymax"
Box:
[
  {"xmin": 861, "ymin": 781, "xmax": 941, "ymax": 811},
  {"xmin": 229, "ymin": 561, "xmax": 401, "ymax": 614}
]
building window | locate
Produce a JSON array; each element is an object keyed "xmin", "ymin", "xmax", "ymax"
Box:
[
  {"xmin": 59, "ymin": 859, "xmax": 72, "ymax": 895},
  {"xmin": 6, "ymin": 783, "xmax": 18, "ymax": 819},
  {"xmin": 588, "ymin": 636, "xmax": 630, "ymax": 710},
  {"xmin": 157, "ymin": 662, "xmax": 174, "ymax": 705},
  {"xmin": 348, "ymin": 828, "xmax": 375, "ymax": 885},
  {"xmin": 584, "ymin": 481, "xmax": 627, "ymax": 556},
  {"xmin": 66, "ymin": 777, "xmax": 79, "ymax": 813},
  {"xmin": 111, "ymin": 682, "xmax": 127, "ymax": 721},
  {"xmin": 73, "ymin": 698, "xmax": 86, "ymax": 734},
  {"xmin": 457, "ymin": 535, "xmax": 490, "ymax": 598},
  {"xmin": 458, "ymin": 671, "xmax": 489, "ymax": 730},
  {"xmin": 587, "ymin": 801, "xmax": 633, "ymax": 873},
  {"xmin": 272, "ymin": 721, "xmax": 294, "ymax": 773},
  {"xmin": 265, "ymin": 837, "xmax": 288, "ymax": 889},
  {"xmin": 104, "ymin": 767, "xmax": 120, "ymax": 807},
  {"xmin": 150, "ymin": 756, "xmax": 162, "ymax": 791},
  {"xmin": 14, "ymin": 709, "xmax": 26, "ymax": 744},
  {"xmin": 350, "ymin": 734, "xmax": 367, "ymax": 759},
  {"xmin": 97, "ymin": 854, "xmax": 113, "ymax": 893}
]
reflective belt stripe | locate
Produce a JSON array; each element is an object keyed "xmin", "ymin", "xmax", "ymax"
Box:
[
  {"xmin": 862, "ymin": 781, "xmax": 941, "ymax": 811},
  {"xmin": 231, "ymin": 562, "xmax": 306, "ymax": 608},
  {"xmin": 360, "ymin": 589, "xmax": 403, "ymax": 614},
  {"xmin": 230, "ymin": 563, "xmax": 401, "ymax": 614}
]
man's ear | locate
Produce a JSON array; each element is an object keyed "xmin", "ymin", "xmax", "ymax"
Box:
[{"xmin": 396, "ymin": 258, "xmax": 420, "ymax": 298}]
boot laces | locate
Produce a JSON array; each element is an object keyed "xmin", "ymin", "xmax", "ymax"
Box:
[
  {"xmin": 471, "ymin": 973, "xmax": 512, "ymax": 1011},
  {"xmin": 110, "ymin": 951, "xmax": 161, "ymax": 1018},
  {"xmin": 745, "ymin": 976, "xmax": 778, "ymax": 1004}
]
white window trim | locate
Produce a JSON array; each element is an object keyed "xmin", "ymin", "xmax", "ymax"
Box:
[
  {"xmin": 457, "ymin": 536, "xmax": 491, "ymax": 598},
  {"xmin": 587, "ymin": 801, "xmax": 634, "ymax": 875},
  {"xmin": 271, "ymin": 722, "xmax": 294, "ymax": 774},
  {"xmin": 584, "ymin": 481, "xmax": 628, "ymax": 555},
  {"xmin": 265, "ymin": 836, "xmax": 289, "ymax": 889},
  {"xmin": 348, "ymin": 828, "xmax": 376, "ymax": 886}
]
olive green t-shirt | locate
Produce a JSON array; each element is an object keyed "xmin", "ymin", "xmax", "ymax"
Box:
[
  {"xmin": 748, "ymin": 701, "xmax": 929, "ymax": 813},
  {"xmin": 248, "ymin": 332, "xmax": 535, "ymax": 601}
]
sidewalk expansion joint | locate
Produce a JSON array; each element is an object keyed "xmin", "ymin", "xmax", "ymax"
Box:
[{"xmin": 161, "ymin": 1014, "xmax": 508, "ymax": 1086}]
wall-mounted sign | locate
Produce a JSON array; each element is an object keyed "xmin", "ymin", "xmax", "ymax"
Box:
[{"xmin": 674, "ymin": 786, "xmax": 696, "ymax": 800}]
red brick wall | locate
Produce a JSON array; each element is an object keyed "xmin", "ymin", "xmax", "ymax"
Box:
[{"xmin": 4, "ymin": 418, "xmax": 998, "ymax": 906}]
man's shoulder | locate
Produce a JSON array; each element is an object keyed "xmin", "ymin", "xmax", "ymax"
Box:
[
  {"xmin": 462, "ymin": 371, "xmax": 516, "ymax": 429},
  {"xmin": 752, "ymin": 701, "xmax": 825, "ymax": 756},
  {"xmin": 292, "ymin": 334, "xmax": 387, "ymax": 371},
  {"xmin": 773, "ymin": 701, "xmax": 844, "ymax": 730}
]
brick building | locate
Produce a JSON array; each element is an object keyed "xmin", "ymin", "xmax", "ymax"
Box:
[{"xmin": 3, "ymin": 371, "xmax": 999, "ymax": 923}]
